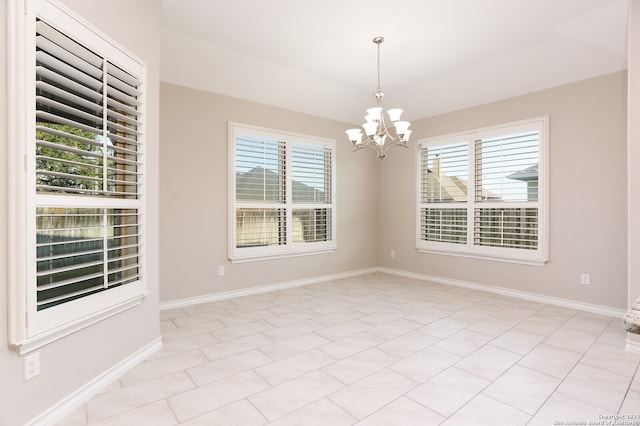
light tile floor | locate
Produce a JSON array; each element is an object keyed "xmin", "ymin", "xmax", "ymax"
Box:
[{"xmin": 59, "ymin": 273, "xmax": 640, "ymax": 425}]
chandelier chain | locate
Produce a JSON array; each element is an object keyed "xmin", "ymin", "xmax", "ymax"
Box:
[{"xmin": 377, "ymin": 40, "xmax": 382, "ymax": 94}]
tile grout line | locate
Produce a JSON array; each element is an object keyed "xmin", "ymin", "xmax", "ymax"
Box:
[
  {"xmin": 68, "ymin": 275, "xmax": 633, "ymax": 425},
  {"xmin": 525, "ymin": 316, "xmax": 633, "ymax": 424}
]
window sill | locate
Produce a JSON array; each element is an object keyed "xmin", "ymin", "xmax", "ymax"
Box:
[
  {"xmin": 416, "ymin": 248, "xmax": 547, "ymax": 267},
  {"xmin": 230, "ymin": 248, "xmax": 336, "ymax": 264},
  {"xmin": 14, "ymin": 293, "xmax": 146, "ymax": 355}
]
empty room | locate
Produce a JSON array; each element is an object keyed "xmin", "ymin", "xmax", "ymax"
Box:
[{"xmin": 2, "ymin": 0, "xmax": 640, "ymax": 424}]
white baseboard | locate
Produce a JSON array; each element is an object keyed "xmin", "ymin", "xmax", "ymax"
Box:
[
  {"xmin": 160, "ymin": 268, "xmax": 379, "ymax": 310},
  {"xmin": 626, "ymin": 333, "xmax": 640, "ymax": 354},
  {"xmin": 378, "ymin": 267, "xmax": 627, "ymax": 318},
  {"xmin": 160, "ymin": 266, "xmax": 626, "ymax": 318},
  {"xmin": 28, "ymin": 266, "xmax": 628, "ymax": 425},
  {"xmin": 29, "ymin": 337, "xmax": 163, "ymax": 426}
]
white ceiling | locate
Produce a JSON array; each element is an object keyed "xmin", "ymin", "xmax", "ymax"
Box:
[{"xmin": 160, "ymin": 0, "xmax": 628, "ymax": 124}]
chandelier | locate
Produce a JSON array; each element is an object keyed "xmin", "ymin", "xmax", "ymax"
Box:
[{"xmin": 346, "ymin": 36, "xmax": 411, "ymax": 159}]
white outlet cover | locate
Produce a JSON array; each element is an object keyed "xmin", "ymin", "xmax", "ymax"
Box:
[
  {"xmin": 24, "ymin": 352, "xmax": 41, "ymax": 381},
  {"xmin": 580, "ymin": 273, "xmax": 590, "ymax": 285}
]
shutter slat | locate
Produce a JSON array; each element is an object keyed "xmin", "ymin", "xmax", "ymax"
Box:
[
  {"xmin": 107, "ymin": 165, "xmax": 142, "ymax": 175},
  {"xmin": 36, "ymin": 259, "xmax": 103, "ymax": 278},
  {"xmin": 36, "ymin": 35, "xmax": 103, "ymax": 80},
  {"xmin": 107, "ymin": 108, "xmax": 140, "ymax": 127},
  {"xmin": 36, "ymin": 139, "xmax": 102, "ymax": 159},
  {"xmin": 36, "ymin": 284, "xmax": 104, "ymax": 307},
  {"xmin": 37, "ymin": 169, "xmax": 103, "ymax": 183},
  {"xmin": 37, "ymin": 270, "xmax": 104, "ymax": 292},
  {"xmin": 107, "ymin": 73, "xmax": 142, "ymax": 98},
  {"xmin": 36, "ymin": 125, "xmax": 102, "ymax": 148},
  {"xmin": 106, "ymin": 97, "xmax": 140, "ymax": 117},
  {"xmin": 36, "ymin": 20, "xmax": 102, "ymax": 66},
  {"xmin": 36, "ymin": 111, "xmax": 101, "ymax": 135},
  {"xmin": 106, "ymin": 132, "xmax": 141, "ymax": 147},
  {"xmin": 107, "ymin": 120, "xmax": 141, "ymax": 136},
  {"xmin": 107, "ymin": 273, "xmax": 141, "ymax": 287},
  {"xmin": 36, "ymin": 50, "xmax": 102, "ymax": 91},
  {"xmin": 37, "ymin": 247, "xmax": 103, "ymax": 263},
  {"xmin": 107, "ymin": 84, "xmax": 142, "ymax": 107},
  {"xmin": 37, "ymin": 156, "xmax": 101, "ymax": 174},
  {"xmin": 36, "ymin": 66, "xmax": 102, "ymax": 102},
  {"xmin": 36, "ymin": 81, "xmax": 102, "ymax": 115},
  {"xmin": 108, "ymin": 258, "xmax": 139, "ymax": 273},
  {"xmin": 36, "ymin": 95, "xmax": 102, "ymax": 126},
  {"xmin": 107, "ymin": 62, "xmax": 141, "ymax": 87}
]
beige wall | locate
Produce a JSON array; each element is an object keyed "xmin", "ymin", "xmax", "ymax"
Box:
[
  {"xmin": 159, "ymin": 83, "xmax": 378, "ymax": 302},
  {"xmin": 0, "ymin": 1, "xmax": 161, "ymax": 424},
  {"xmin": 378, "ymin": 71, "xmax": 628, "ymax": 310},
  {"xmin": 159, "ymin": 74, "xmax": 629, "ymax": 311}
]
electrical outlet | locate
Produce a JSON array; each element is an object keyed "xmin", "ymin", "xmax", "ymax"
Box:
[
  {"xmin": 390, "ymin": 250, "xmax": 396, "ymax": 258},
  {"xmin": 24, "ymin": 352, "xmax": 40, "ymax": 381},
  {"xmin": 580, "ymin": 273, "xmax": 591, "ymax": 285},
  {"xmin": 217, "ymin": 266, "xmax": 225, "ymax": 276}
]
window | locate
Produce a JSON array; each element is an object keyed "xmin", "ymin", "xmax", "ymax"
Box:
[
  {"xmin": 416, "ymin": 117, "xmax": 548, "ymax": 265},
  {"xmin": 229, "ymin": 123, "xmax": 336, "ymax": 262},
  {"xmin": 8, "ymin": 0, "xmax": 146, "ymax": 352}
]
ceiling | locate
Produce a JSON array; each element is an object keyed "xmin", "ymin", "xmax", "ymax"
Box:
[{"xmin": 160, "ymin": 0, "xmax": 628, "ymax": 124}]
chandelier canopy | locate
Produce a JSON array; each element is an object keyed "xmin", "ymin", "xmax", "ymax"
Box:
[{"xmin": 346, "ymin": 36, "xmax": 411, "ymax": 160}]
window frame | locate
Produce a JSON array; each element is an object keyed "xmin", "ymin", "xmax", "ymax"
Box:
[
  {"xmin": 416, "ymin": 117, "xmax": 549, "ymax": 266},
  {"xmin": 228, "ymin": 122, "xmax": 337, "ymax": 263},
  {"xmin": 7, "ymin": 0, "xmax": 147, "ymax": 354}
]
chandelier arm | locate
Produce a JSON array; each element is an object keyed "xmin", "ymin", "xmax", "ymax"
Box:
[
  {"xmin": 355, "ymin": 140, "xmax": 383, "ymax": 157},
  {"xmin": 380, "ymin": 140, "xmax": 409, "ymax": 158}
]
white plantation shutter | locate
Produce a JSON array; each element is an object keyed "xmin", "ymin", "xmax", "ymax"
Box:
[
  {"xmin": 291, "ymin": 143, "xmax": 332, "ymax": 203},
  {"xmin": 292, "ymin": 208, "xmax": 332, "ymax": 244},
  {"xmin": 420, "ymin": 143, "xmax": 468, "ymax": 203},
  {"xmin": 34, "ymin": 18, "xmax": 144, "ymax": 314},
  {"xmin": 230, "ymin": 123, "xmax": 336, "ymax": 261},
  {"xmin": 234, "ymin": 136, "xmax": 286, "ymax": 248},
  {"xmin": 417, "ymin": 118, "xmax": 547, "ymax": 264},
  {"xmin": 236, "ymin": 208, "xmax": 286, "ymax": 248},
  {"xmin": 473, "ymin": 207, "xmax": 538, "ymax": 250},
  {"xmin": 36, "ymin": 207, "xmax": 142, "ymax": 310},
  {"xmin": 235, "ymin": 136, "xmax": 285, "ymax": 202},
  {"xmin": 36, "ymin": 208, "xmax": 105, "ymax": 310},
  {"xmin": 419, "ymin": 142, "xmax": 469, "ymax": 245},
  {"xmin": 420, "ymin": 208, "xmax": 468, "ymax": 245},
  {"xmin": 474, "ymin": 131, "xmax": 539, "ymax": 202},
  {"xmin": 6, "ymin": 0, "xmax": 148, "ymax": 350},
  {"xmin": 474, "ymin": 130, "xmax": 540, "ymax": 251},
  {"xmin": 291, "ymin": 143, "xmax": 333, "ymax": 245},
  {"xmin": 36, "ymin": 19, "xmax": 143, "ymax": 198}
]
